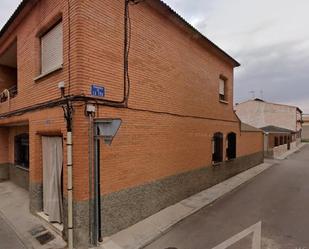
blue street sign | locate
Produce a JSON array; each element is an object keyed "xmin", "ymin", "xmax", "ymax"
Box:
[{"xmin": 91, "ymin": 85, "xmax": 105, "ymax": 97}]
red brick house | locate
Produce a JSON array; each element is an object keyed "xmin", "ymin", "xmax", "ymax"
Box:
[{"xmin": 0, "ymin": 0, "xmax": 264, "ymax": 248}]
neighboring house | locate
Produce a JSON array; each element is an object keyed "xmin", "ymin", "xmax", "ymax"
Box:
[
  {"xmin": 303, "ymin": 115, "xmax": 309, "ymax": 141},
  {"xmin": 260, "ymin": 126, "xmax": 295, "ymax": 158},
  {"xmin": 0, "ymin": 0, "xmax": 263, "ymax": 248},
  {"xmin": 235, "ymin": 99, "xmax": 303, "ymax": 158}
]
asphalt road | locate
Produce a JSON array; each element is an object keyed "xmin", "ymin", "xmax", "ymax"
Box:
[
  {"xmin": 145, "ymin": 144, "xmax": 309, "ymax": 249},
  {"xmin": 0, "ymin": 214, "xmax": 26, "ymax": 249}
]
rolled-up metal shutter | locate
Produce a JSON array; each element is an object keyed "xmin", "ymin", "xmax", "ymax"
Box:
[{"xmin": 41, "ymin": 22, "xmax": 63, "ymax": 74}]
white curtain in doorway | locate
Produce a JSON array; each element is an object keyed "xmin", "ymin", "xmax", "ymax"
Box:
[{"xmin": 42, "ymin": 136, "xmax": 63, "ymax": 223}]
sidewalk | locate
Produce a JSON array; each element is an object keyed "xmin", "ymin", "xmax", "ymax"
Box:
[
  {"xmin": 0, "ymin": 214, "xmax": 27, "ymax": 249},
  {"xmin": 0, "ymin": 181, "xmax": 66, "ymax": 249},
  {"xmin": 274, "ymin": 143, "xmax": 306, "ymax": 160},
  {"xmin": 97, "ymin": 162, "xmax": 275, "ymax": 249}
]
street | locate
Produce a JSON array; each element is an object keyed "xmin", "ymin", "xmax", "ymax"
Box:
[
  {"xmin": 0, "ymin": 214, "xmax": 26, "ymax": 249},
  {"xmin": 145, "ymin": 145, "xmax": 309, "ymax": 249}
]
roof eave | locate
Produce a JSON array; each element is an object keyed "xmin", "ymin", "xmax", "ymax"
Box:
[
  {"xmin": 0, "ymin": 0, "xmax": 30, "ymax": 39},
  {"xmin": 1, "ymin": 0, "xmax": 241, "ymax": 68},
  {"xmin": 154, "ymin": 0, "xmax": 240, "ymax": 67}
]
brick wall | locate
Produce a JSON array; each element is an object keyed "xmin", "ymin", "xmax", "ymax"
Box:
[
  {"xmin": 0, "ymin": 1, "xmax": 265, "ymax": 245},
  {"xmin": 97, "ymin": 106, "xmax": 263, "ymax": 196},
  {"xmin": 0, "ymin": 107, "xmax": 67, "ymax": 188},
  {"xmin": 238, "ymin": 131, "xmax": 264, "ymax": 157},
  {"xmin": 1, "ymin": 0, "xmax": 263, "ymax": 202},
  {"xmin": 75, "ymin": 0, "xmax": 238, "ymax": 121},
  {"xmin": 0, "ymin": 0, "xmax": 81, "ymax": 114}
]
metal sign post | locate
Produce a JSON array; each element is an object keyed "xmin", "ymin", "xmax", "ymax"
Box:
[{"xmin": 92, "ymin": 119, "xmax": 122, "ymax": 245}]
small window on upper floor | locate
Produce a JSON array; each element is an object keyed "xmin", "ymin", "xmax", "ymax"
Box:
[
  {"xmin": 219, "ymin": 77, "xmax": 227, "ymax": 102},
  {"xmin": 40, "ymin": 22, "xmax": 63, "ymax": 75}
]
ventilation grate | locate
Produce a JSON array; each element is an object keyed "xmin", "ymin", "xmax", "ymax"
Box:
[{"xmin": 35, "ymin": 232, "xmax": 55, "ymax": 245}]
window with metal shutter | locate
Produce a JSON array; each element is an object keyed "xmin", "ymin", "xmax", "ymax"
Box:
[{"xmin": 41, "ymin": 22, "xmax": 63, "ymax": 74}]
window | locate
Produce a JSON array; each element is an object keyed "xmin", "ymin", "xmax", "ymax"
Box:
[
  {"xmin": 14, "ymin": 133, "xmax": 29, "ymax": 169},
  {"xmin": 41, "ymin": 22, "xmax": 63, "ymax": 75},
  {"xmin": 227, "ymin": 132, "xmax": 237, "ymax": 160},
  {"xmin": 219, "ymin": 77, "xmax": 227, "ymax": 101},
  {"xmin": 212, "ymin": 132, "xmax": 223, "ymax": 163},
  {"xmin": 284, "ymin": 136, "xmax": 287, "ymax": 144},
  {"xmin": 275, "ymin": 137, "xmax": 279, "ymax": 147},
  {"xmin": 280, "ymin": 136, "xmax": 284, "ymax": 145}
]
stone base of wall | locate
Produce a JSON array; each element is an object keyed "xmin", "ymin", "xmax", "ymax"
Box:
[
  {"xmin": 8, "ymin": 164, "xmax": 29, "ymax": 190},
  {"xmin": 27, "ymin": 152, "xmax": 263, "ymax": 248},
  {"xmin": 29, "ymin": 184, "xmax": 91, "ymax": 249},
  {"xmin": 0, "ymin": 163, "xmax": 29, "ymax": 189},
  {"xmin": 62, "ymin": 198, "xmax": 90, "ymax": 249},
  {"xmin": 101, "ymin": 152, "xmax": 264, "ymax": 236},
  {"xmin": 29, "ymin": 182, "xmax": 43, "ymax": 213},
  {"xmin": 0, "ymin": 163, "xmax": 9, "ymax": 182}
]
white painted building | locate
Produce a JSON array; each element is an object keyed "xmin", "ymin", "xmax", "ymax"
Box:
[
  {"xmin": 235, "ymin": 99, "xmax": 303, "ymax": 158},
  {"xmin": 235, "ymin": 99, "xmax": 302, "ymax": 134},
  {"xmin": 302, "ymin": 115, "xmax": 309, "ymax": 141}
]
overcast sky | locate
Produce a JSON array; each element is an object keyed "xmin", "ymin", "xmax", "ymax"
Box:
[{"xmin": 1, "ymin": 0, "xmax": 309, "ymax": 113}]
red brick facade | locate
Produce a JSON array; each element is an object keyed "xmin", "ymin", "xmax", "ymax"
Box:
[{"xmin": 0, "ymin": 0, "xmax": 264, "ymax": 247}]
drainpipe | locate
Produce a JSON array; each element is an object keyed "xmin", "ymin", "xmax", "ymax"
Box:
[
  {"xmin": 93, "ymin": 126, "xmax": 102, "ymax": 244},
  {"xmin": 67, "ymin": 130, "xmax": 73, "ymax": 249},
  {"xmin": 63, "ymin": 101, "xmax": 74, "ymax": 249}
]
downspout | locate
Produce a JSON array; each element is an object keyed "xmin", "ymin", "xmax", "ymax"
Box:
[
  {"xmin": 67, "ymin": 0, "xmax": 73, "ymax": 247},
  {"xmin": 88, "ymin": 113, "xmax": 94, "ymax": 245},
  {"xmin": 93, "ymin": 125, "xmax": 103, "ymax": 244},
  {"xmin": 96, "ymin": 135, "xmax": 103, "ymax": 242},
  {"xmin": 63, "ymin": 101, "xmax": 74, "ymax": 249},
  {"xmin": 67, "ymin": 129, "xmax": 73, "ymax": 249}
]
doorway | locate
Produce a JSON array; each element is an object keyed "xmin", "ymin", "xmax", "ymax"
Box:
[
  {"xmin": 42, "ymin": 136, "xmax": 63, "ymax": 225},
  {"xmin": 213, "ymin": 132, "xmax": 224, "ymax": 163},
  {"xmin": 287, "ymin": 136, "xmax": 291, "ymax": 150},
  {"xmin": 227, "ymin": 132, "xmax": 237, "ymax": 160}
]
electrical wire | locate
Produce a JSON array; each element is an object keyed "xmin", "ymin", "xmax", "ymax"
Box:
[
  {"xmin": 125, "ymin": 0, "xmax": 132, "ymax": 106},
  {"xmin": 0, "ymin": 95, "xmax": 239, "ymax": 123},
  {"xmin": 67, "ymin": 0, "xmax": 72, "ymax": 95}
]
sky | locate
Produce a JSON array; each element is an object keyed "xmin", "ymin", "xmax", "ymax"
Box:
[{"xmin": 1, "ymin": 0, "xmax": 309, "ymax": 113}]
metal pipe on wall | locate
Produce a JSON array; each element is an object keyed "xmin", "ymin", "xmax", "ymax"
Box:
[
  {"xmin": 63, "ymin": 100, "xmax": 74, "ymax": 249},
  {"xmin": 97, "ymin": 138, "xmax": 103, "ymax": 242},
  {"xmin": 88, "ymin": 115, "xmax": 95, "ymax": 245},
  {"xmin": 67, "ymin": 131, "xmax": 74, "ymax": 249},
  {"xmin": 93, "ymin": 127, "xmax": 103, "ymax": 244}
]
